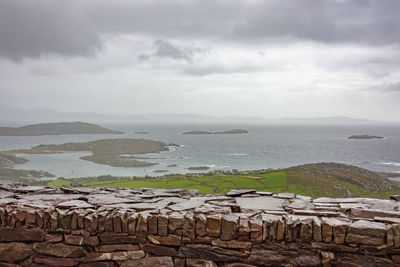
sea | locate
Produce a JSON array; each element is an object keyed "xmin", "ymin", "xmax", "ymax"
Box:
[{"xmin": 1, "ymin": 123, "xmax": 400, "ymax": 180}]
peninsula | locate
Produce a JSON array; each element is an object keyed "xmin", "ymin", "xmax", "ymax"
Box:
[
  {"xmin": 348, "ymin": 135, "xmax": 384, "ymax": 140},
  {"xmin": 4, "ymin": 138, "xmax": 169, "ymax": 167},
  {"xmin": 182, "ymin": 129, "xmax": 249, "ymax": 135},
  {"xmin": 0, "ymin": 122, "xmax": 124, "ymax": 136}
]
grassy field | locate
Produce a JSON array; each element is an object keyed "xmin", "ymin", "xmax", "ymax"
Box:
[
  {"xmin": 48, "ymin": 171, "xmax": 288, "ymax": 195},
  {"xmin": 46, "ymin": 163, "xmax": 400, "ymax": 198}
]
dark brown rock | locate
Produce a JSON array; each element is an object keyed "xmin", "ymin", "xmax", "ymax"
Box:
[
  {"xmin": 33, "ymin": 256, "xmax": 82, "ymax": 266},
  {"xmin": 0, "ymin": 228, "xmax": 44, "ymax": 242},
  {"xmin": 211, "ymin": 239, "xmax": 252, "ymax": 249},
  {"xmin": 0, "ymin": 242, "xmax": 33, "ymax": 262},
  {"xmin": 65, "ymin": 235, "xmax": 99, "ymax": 246},
  {"xmin": 248, "ymin": 244, "xmax": 321, "ymax": 266},
  {"xmin": 33, "ymin": 243, "xmax": 86, "ymax": 258},
  {"xmin": 142, "ymin": 243, "xmax": 178, "ymax": 256},
  {"xmin": 179, "ymin": 244, "xmax": 248, "ymax": 263},
  {"xmin": 120, "ymin": 256, "xmax": 174, "ymax": 267},
  {"xmin": 98, "ymin": 233, "xmax": 141, "ymax": 244},
  {"xmin": 45, "ymin": 233, "xmax": 63, "ymax": 243},
  {"xmin": 174, "ymin": 257, "xmax": 185, "ymax": 267},
  {"xmin": 186, "ymin": 258, "xmax": 218, "ymax": 267}
]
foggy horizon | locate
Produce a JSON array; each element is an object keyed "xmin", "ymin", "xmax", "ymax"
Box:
[{"xmin": 1, "ymin": 0, "xmax": 400, "ymax": 121}]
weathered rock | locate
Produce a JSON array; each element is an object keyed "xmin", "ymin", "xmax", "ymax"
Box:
[
  {"xmin": 98, "ymin": 244, "xmax": 140, "ymax": 252},
  {"xmin": 346, "ymin": 220, "xmax": 386, "ymax": 246},
  {"xmin": 221, "ymin": 214, "xmax": 239, "ymax": 241},
  {"xmin": 65, "ymin": 235, "xmax": 99, "ymax": 246},
  {"xmin": 0, "ymin": 228, "xmax": 44, "ymax": 242},
  {"xmin": 87, "ymin": 250, "xmax": 145, "ymax": 261},
  {"xmin": 195, "ymin": 214, "xmax": 207, "ymax": 237},
  {"xmin": 56, "ymin": 200, "xmax": 94, "ymax": 209},
  {"xmin": 238, "ymin": 217, "xmax": 250, "ymax": 241},
  {"xmin": 226, "ymin": 190, "xmax": 256, "ymax": 197},
  {"xmin": 98, "ymin": 233, "xmax": 141, "ymax": 244},
  {"xmin": 174, "ymin": 257, "xmax": 185, "ymax": 267},
  {"xmin": 248, "ymin": 244, "xmax": 321, "ymax": 266},
  {"xmin": 168, "ymin": 213, "xmax": 185, "ymax": 236},
  {"xmin": 0, "ymin": 242, "xmax": 33, "ymax": 262},
  {"xmin": 158, "ymin": 215, "xmax": 168, "ymax": 236},
  {"xmin": 183, "ymin": 213, "xmax": 196, "ymax": 240},
  {"xmin": 33, "ymin": 256, "xmax": 82, "ymax": 266},
  {"xmin": 142, "ymin": 243, "xmax": 178, "ymax": 256},
  {"xmin": 321, "ymin": 251, "xmax": 335, "ymax": 264},
  {"xmin": 206, "ymin": 214, "xmax": 222, "ymax": 237},
  {"xmin": 148, "ymin": 235, "xmax": 181, "ymax": 246},
  {"xmin": 186, "ymin": 258, "xmax": 218, "ymax": 267},
  {"xmin": 211, "ymin": 239, "xmax": 252, "ymax": 249},
  {"xmin": 121, "ymin": 256, "xmax": 174, "ymax": 267},
  {"xmin": 33, "ymin": 243, "xmax": 86, "ymax": 258},
  {"xmin": 179, "ymin": 244, "xmax": 248, "ymax": 263},
  {"xmin": 45, "ymin": 233, "xmax": 63, "ymax": 242},
  {"xmin": 249, "ymin": 215, "xmax": 263, "ymax": 242}
]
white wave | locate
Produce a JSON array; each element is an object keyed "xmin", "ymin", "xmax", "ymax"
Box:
[
  {"xmin": 227, "ymin": 153, "xmax": 248, "ymax": 156},
  {"xmin": 381, "ymin": 162, "xmax": 400, "ymax": 167}
]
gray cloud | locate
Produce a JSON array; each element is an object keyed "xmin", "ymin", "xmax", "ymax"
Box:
[
  {"xmin": 138, "ymin": 40, "xmax": 204, "ymax": 62},
  {"xmin": 368, "ymin": 82, "xmax": 400, "ymax": 92},
  {"xmin": 1, "ymin": 0, "xmax": 400, "ymax": 61}
]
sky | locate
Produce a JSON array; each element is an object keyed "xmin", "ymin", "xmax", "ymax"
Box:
[{"xmin": 1, "ymin": 0, "xmax": 400, "ymax": 121}]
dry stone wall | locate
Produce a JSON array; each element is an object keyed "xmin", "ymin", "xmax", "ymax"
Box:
[{"xmin": 0, "ymin": 182, "xmax": 400, "ymax": 266}]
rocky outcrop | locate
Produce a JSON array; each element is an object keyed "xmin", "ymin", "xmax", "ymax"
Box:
[{"xmin": 0, "ymin": 182, "xmax": 399, "ymax": 266}]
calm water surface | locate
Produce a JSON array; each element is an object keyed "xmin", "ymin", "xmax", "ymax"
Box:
[{"xmin": 1, "ymin": 123, "xmax": 399, "ymax": 179}]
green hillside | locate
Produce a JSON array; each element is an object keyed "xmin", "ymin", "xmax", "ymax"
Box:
[{"xmin": 47, "ymin": 163, "xmax": 400, "ymax": 198}]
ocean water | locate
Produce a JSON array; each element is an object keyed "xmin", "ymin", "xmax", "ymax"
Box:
[{"xmin": 1, "ymin": 123, "xmax": 400, "ymax": 179}]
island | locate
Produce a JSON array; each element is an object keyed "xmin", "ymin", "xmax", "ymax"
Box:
[
  {"xmin": 187, "ymin": 166, "xmax": 210, "ymax": 170},
  {"xmin": 0, "ymin": 122, "xmax": 124, "ymax": 136},
  {"xmin": 135, "ymin": 131, "xmax": 150, "ymax": 134},
  {"xmin": 348, "ymin": 135, "xmax": 384, "ymax": 140},
  {"xmin": 215, "ymin": 129, "xmax": 249, "ymax": 134},
  {"xmin": 182, "ymin": 130, "xmax": 213, "ymax": 135},
  {"xmin": 182, "ymin": 129, "xmax": 249, "ymax": 135},
  {"xmin": 4, "ymin": 138, "xmax": 169, "ymax": 168}
]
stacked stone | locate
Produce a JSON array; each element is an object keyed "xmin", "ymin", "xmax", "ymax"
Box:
[{"xmin": 0, "ymin": 183, "xmax": 399, "ymax": 266}]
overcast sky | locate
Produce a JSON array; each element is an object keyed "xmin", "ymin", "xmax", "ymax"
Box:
[{"xmin": 1, "ymin": 0, "xmax": 400, "ymax": 121}]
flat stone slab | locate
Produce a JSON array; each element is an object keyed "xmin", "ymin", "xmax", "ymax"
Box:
[
  {"xmin": 56, "ymin": 200, "xmax": 94, "ymax": 209},
  {"xmin": 236, "ymin": 197, "xmax": 285, "ymax": 211},
  {"xmin": 226, "ymin": 189, "xmax": 256, "ymax": 197}
]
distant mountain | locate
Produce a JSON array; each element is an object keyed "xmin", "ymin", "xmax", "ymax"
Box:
[
  {"xmin": 0, "ymin": 122, "xmax": 123, "ymax": 136},
  {"xmin": 0, "ymin": 105, "xmax": 387, "ymax": 125}
]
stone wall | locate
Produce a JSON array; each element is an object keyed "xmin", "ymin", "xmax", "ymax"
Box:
[{"xmin": 0, "ymin": 182, "xmax": 400, "ymax": 266}]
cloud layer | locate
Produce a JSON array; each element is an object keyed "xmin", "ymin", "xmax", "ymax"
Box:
[{"xmin": 0, "ymin": 0, "xmax": 400, "ymax": 121}]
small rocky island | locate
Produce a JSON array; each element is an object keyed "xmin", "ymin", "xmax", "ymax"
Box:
[
  {"xmin": 348, "ymin": 135, "xmax": 384, "ymax": 140},
  {"xmin": 0, "ymin": 122, "xmax": 123, "ymax": 136},
  {"xmin": 4, "ymin": 138, "xmax": 169, "ymax": 168},
  {"xmin": 183, "ymin": 129, "xmax": 249, "ymax": 135}
]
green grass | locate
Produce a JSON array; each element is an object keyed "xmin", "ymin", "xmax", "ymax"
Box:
[
  {"xmin": 74, "ymin": 172, "xmax": 288, "ymax": 195},
  {"xmin": 48, "ymin": 179, "xmax": 71, "ymax": 187}
]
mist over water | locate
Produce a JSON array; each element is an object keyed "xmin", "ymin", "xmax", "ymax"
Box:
[{"xmin": 1, "ymin": 123, "xmax": 400, "ymax": 179}]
